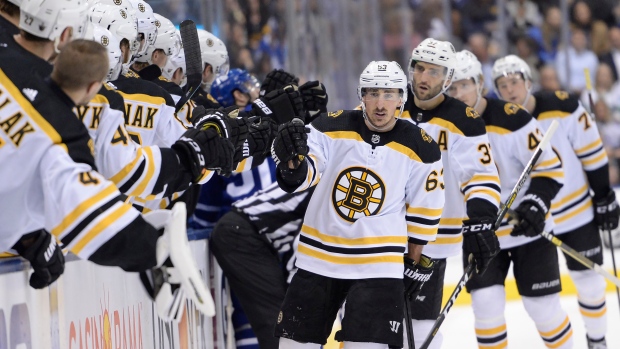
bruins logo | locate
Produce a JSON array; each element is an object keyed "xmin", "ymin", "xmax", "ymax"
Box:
[
  {"xmin": 328, "ymin": 110, "xmax": 343, "ymax": 118},
  {"xmin": 277, "ymin": 311, "xmax": 283, "ymax": 324},
  {"xmin": 420, "ymin": 129, "xmax": 432, "ymax": 143},
  {"xmin": 113, "ymin": 0, "xmax": 122, "ymax": 5},
  {"xmin": 332, "ymin": 167, "xmax": 385, "ymax": 222},
  {"xmin": 120, "ymin": 9, "xmax": 127, "ymax": 19},
  {"xmin": 504, "ymin": 103, "xmax": 520, "ymax": 115},
  {"xmin": 206, "ymin": 38, "xmax": 214, "ymax": 47},
  {"xmin": 465, "ymin": 106, "xmax": 480, "ymax": 118},
  {"xmin": 155, "ymin": 20, "xmax": 161, "ymax": 28},
  {"xmin": 100, "ymin": 35, "xmax": 109, "ymax": 46},
  {"xmin": 555, "ymin": 91, "xmax": 569, "ymax": 100},
  {"xmin": 138, "ymin": 2, "xmax": 146, "ymax": 12}
]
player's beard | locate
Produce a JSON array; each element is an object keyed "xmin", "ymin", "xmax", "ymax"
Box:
[{"xmin": 414, "ymin": 81, "xmax": 443, "ymax": 101}]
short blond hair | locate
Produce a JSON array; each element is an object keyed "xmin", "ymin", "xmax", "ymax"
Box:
[{"xmin": 51, "ymin": 39, "xmax": 109, "ymax": 90}]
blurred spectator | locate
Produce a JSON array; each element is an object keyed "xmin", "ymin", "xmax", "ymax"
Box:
[
  {"xmin": 580, "ymin": 0, "xmax": 616, "ymax": 27},
  {"xmin": 599, "ymin": 25, "xmax": 620, "ymax": 82},
  {"xmin": 527, "ymin": 5, "xmax": 561, "ymax": 64},
  {"xmin": 539, "ymin": 64, "xmax": 562, "ymax": 92},
  {"xmin": 460, "ymin": 0, "xmax": 498, "ymax": 40},
  {"xmin": 579, "ymin": 63, "xmax": 620, "ymax": 121},
  {"xmin": 555, "ymin": 28, "xmax": 598, "ymax": 94},
  {"xmin": 383, "ymin": 10, "xmax": 406, "ymax": 62},
  {"xmin": 594, "ymin": 98, "xmax": 620, "ymax": 185},
  {"xmin": 514, "ymin": 35, "xmax": 541, "ymax": 87},
  {"xmin": 467, "ymin": 32, "xmax": 495, "ymax": 92},
  {"xmin": 506, "ymin": 0, "xmax": 542, "ymax": 35},
  {"xmin": 570, "ymin": 0, "xmax": 609, "ymax": 56}
]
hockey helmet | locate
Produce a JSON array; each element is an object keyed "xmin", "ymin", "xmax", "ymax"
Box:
[
  {"xmin": 492, "ymin": 55, "xmax": 532, "ymax": 83},
  {"xmin": 89, "ymin": 3, "xmax": 140, "ymax": 57},
  {"xmin": 210, "ymin": 69, "xmax": 260, "ymax": 107},
  {"xmin": 162, "ymin": 48, "xmax": 187, "ymax": 86},
  {"xmin": 19, "ymin": 0, "xmax": 90, "ymax": 43},
  {"xmin": 89, "ymin": 25, "xmax": 122, "ymax": 81},
  {"xmin": 408, "ymin": 38, "xmax": 456, "ymax": 93},
  {"xmin": 453, "ymin": 50, "xmax": 483, "ymax": 84},
  {"xmin": 126, "ymin": 0, "xmax": 157, "ymax": 57},
  {"xmin": 197, "ymin": 29, "xmax": 229, "ymax": 78},
  {"xmin": 134, "ymin": 13, "xmax": 180, "ymax": 63}
]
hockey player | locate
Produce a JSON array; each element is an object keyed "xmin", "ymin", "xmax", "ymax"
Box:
[
  {"xmin": 448, "ymin": 50, "xmax": 573, "ymax": 349},
  {"xmin": 493, "ymin": 54, "xmax": 619, "ymax": 349},
  {"xmin": 272, "ymin": 60, "xmax": 444, "ymax": 349},
  {"xmin": 0, "ymin": 37, "xmax": 222, "ymax": 320},
  {"xmin": 401, "ymin": 38, "xmax": 501, "ymax": 348},
  {"xmin": 192, "ymin": 29, "xmax": 229, "ymax": 108}
]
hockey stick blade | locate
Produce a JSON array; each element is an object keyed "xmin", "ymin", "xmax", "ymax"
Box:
[
  {"xmin": 175, "ymin": 20, "xmax": 203, "ymax": 114},
  {"xmin": 420, "ymin": 120, "xmax": 560, "ymax": 349}
]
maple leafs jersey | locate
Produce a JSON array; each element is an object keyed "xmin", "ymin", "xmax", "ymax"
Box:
[
  {"xmin": 531, "ymin": 91, "xmax": 606, "ymax": 234},
  {"xmin": 402, "ymin": 94, "xmax": 501, "ymax": 259},
  {"xmin": 284, "ymin": 110, "xmax": 445, "ymax": 280},
  {"xmin": 482, "ymin": 99, "xmax": 564, "ymax": 249}
]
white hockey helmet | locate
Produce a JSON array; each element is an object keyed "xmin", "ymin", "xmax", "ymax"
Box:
[
  {"xmin": 19, "ymin": 0, "xmax": 90, "ymax": 43},
  {"xmin": 408, "ymin": 38, "xmax": 456, "ymax": 93},
  {"xmin": 126, "ymin": 0, "xmax": 157, "ymax": 57},
  {"xmin": 358, "ymin": 61, "xmax": 408, "ymax": 122},
  {"xmin": 135, "ymin": 13, "xmax": 180, "ymax": 63},
  {"xmin": 453, "ymin": 50, "xmax": 483, "ymax": 83},
  {"xmin": 6, "ymin": 0, "xmax": 22, "ymax": 6},
  {"xmin": 89, "ymin": 25, "xmax": 122, "ymax": 81},
  {"xmin": 89, "ymin": 3, "xmax": 140, "ymax": 57},
  {"xmin": 492, "ymin": 54, "xmax": 532, "ymax": 83},
  {"xmin": 197, "ymin": 29, "xmax": 229, "ymax": 78},
  {"xmin": 162, "ymin": 49, "xmax": 187, "ymax": 86}
]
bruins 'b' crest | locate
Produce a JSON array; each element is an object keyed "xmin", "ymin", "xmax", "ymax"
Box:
[
  {"xmin": 465, "ymin": 106, "xmax": 480, "ymax": 118},
  {"xmin": 206, "ymin": 38, "xmax": 214, "ymax": 47},
  {"xmin": 420, "ymin": 129, "xmax": 432, "ymax": 143},
  {"xmin": 328, "ymin": 110, "xmax": 343, "ymax": 118},
  {"xmin": 100, "ymin": 35, "xmax": 109, "ymax": 46},
  {"xmin": 113, "ymin": 0, "xmax": 122, "ymax": 5},
  {"xmin": 332, "ymin": 167, "xmax": 385, "ymax": 222},
  {"xmin": 555, "ymin": 91, "xmax": 569, "ymax": 100},
  {"xmin": 120, "ymin": 9, "xmax": 127, "ymax": 19},
  {"xmin": 504, "ymin": 103, "xmax": 520, "ymax": 115}
]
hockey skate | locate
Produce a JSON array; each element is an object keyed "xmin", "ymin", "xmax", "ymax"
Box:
[
  {"xmin": 587, "ymin": 336, "xmax": 607, "ymax": 349},
  {"xmin": 141, "ymin": 202, "xmax": 215, "ymax": 322}
]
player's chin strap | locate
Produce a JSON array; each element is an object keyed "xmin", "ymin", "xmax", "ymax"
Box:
[{"xmin": 472, "ymin": 81, "xmax": 484, "ymax": 111}]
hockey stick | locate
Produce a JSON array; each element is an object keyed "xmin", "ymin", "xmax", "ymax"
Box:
[
  {"xmin": 174, "ymin": 20, "xmax": 203, "ymax": 114},
  {"xmin": 585, "ymin": 68, "xmax": 620, "ymax": 305},
  {"xmin": 419, "ymin": 120, "xmax": 559, "ymax": 349},
  {"xmin": 404, "ymin": 294, "xmax": 415, "ymax": 349}
]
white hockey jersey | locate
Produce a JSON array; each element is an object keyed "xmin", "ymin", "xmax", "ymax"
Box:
[
  {"xmin": 531, "ymin": 91, "xmax": 606, "ymax": 234},
  {"xmin": 481, "ymin": 99, "xmax": 564, "ymax": 249},
  {"xmin": 402, "ymin": 94, "xmax": 501, "ymax": 259},
  {"xmin": 287, "ymin": 110, "xmax": 445, "ymax": 280}
]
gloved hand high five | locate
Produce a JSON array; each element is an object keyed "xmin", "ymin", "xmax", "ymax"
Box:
[
  {"xmin": 260, "ymin": 69, "xmax": 299, "ymax": 96},
  {"xmin": 253, "ymin": 84, "xmax": 305, "ymax": 125},
  {"xmin": 298, "ymin": 80, "xmax": 328, "ymax": 121},
  {"xmin": 271, "ymin": 118, "xmax": 309, "ymax": 171},
  {"xmin": 462, "ymin": 217, "xmax": 499, "ymax": 275},
  {"xmin": 594, "ymin": 190, "xmax": 620, "ymax": 231},
  {"xmin": 190, "ymin": 106, "xmax": 250, "ymax": 153},
  {"xmin": 172, "ymin": 128, "xmax": 235, "ymax": 180},
  {"xmin": 13, "ymin": 230, "xmax": 65, "ymax": 289}
]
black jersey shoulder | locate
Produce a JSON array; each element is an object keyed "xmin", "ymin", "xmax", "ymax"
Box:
[
  {"xmin": 112, "ymin": 74, "xmax": 175, "ymax": 107},
  {"xmin": 191, "ymin": 88, "xmax": 221, "ymax": 109},
  {"xmin": 403, "ymin": 92, "xmax": 486, "ymax": 137},
  {"xmin": 0, "ymin": 60, "xmax": 95, "ymax": 168},
  {"xmin": 481, "ymin": 98, "xmax": 532, "ymax": 133},
  {"xmin": 532, "ymin": 90, "xmax": 580, "ymax": 116},
  {"xmin": 0, "ymin": 15, "xmax": 19, "ymax": 36},
  {"xmin": 0, "ymin": 35, "xmax": 52, "ymax": 77},
  {"xmin": 153, "ymin": 77, "xmax": 184, "ymax": 98},
  {"xmin": 311, "ymin": 110, "xmax": 441, "ymax": 163},
  {"xmin": 98, "ymin": 84, "xmax": 125, "ymax": 113}
]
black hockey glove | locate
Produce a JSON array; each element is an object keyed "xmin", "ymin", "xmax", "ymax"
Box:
[
  {"xmin": 403, "ymin": 254, "xmax": 434, "ymax": 300},
  {"xmin": 298, "ymin": 80, "xmax": 328, "ymax": 122},
  {"xmin": 462, "ymin": 217, "xmax": 500, "ymax": 275},
  {"xmin": 510, "ymin": 193, "xmax": 549, "ymax": 237},
  {"xmin": 271, "ymin": 118, "xmax": 310, "ymax": 171},
  {"xmin": 594, "ymin": 190, "xmax": 620, "ymax": 231},
  {"xmin": 172, "ymin": 128, "xmax": 235, "ymax": 180},
  {"xmin": 191, "ymin": 105, "xmax": 250, "ymax": 154},
  {"xmin": 252, "ymin": 84, "xmax": 305, "ymax": 125},
  {"xmin": 13, "ymin": 230, "xmax": 65, "ymax": 289},
  {"xmin": 246, "ymin": 118, "xmax": 277, "ymax": 158},
  {"xmin": 260, "ymin": 69, "xmax": 299, "ymax": 96}
]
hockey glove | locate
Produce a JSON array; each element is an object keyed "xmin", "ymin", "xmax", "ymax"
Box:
[
  {"xmin": 246, "ymin": 118, "xmax": 278, "ymax": 158},
  {"xmin": 510, "ymin": 193, "xmax": 549, "ymax": 237},
  {"xmin": 172, "ymin": 127, "xmax": 235, "ymax": 180},
  {"xmin": 252, "ymin": 84, "xmax": 305, "ymax": 125},
  {"xmin": 299, "ymin": 80, "xmax": 328, "ymax": 122},
  {"xmin": 462, "ymin": 217, "xmax": 500, "ymax": 275},
  {"xmin": 271, "ymin": 118, "xmax": 310, "ymax": 171},
  {"xmin": 13, "ymin": 230, "xmax": 65, "ymax": 289},
  {"xmin": 191, "ymin": 105, "xmax": 250, "ymax": 154},
  {"xmin": 403, "ymin": 254, "xmax": 434, "ymax": 300},
  {"xmin": 594, "ymin": 190, "xmax": 620, "ymax": 231},
  {"xmin": 260, "ymin": 69, "xmax": 299, "ymax": 96}
]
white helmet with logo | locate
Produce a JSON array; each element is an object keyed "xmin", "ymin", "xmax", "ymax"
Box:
[
  {"xmin": 89, "ymin": 3, "xmax": 140, "ymax": 57},
  {"xmin": 19, "ymin": 0, "xmax": 90, "ymax": 46},
  {"xmin": 163, "ymin": 49, "xmax": 186, "ymax": 86},
  {"xmin": 453, "ymin": 50, "xmax": 483, "ymax": 83},
  {"xmin": 358, "ymin": 61, "xmax": 408, "ymax": 125},
  {"xmin": 492, "ymin": 54, "xmax": 532, "ymax": 82},
  {"xmin": 90, "ymin": 25, "xmax": 122, "ymax": 81},
  {"xmin": 197, "ymin": 29, "xmax": 229, "ymax": 78},
  {"xmin": 408, "ymin": 38, "xmax": 456, "ymax": 95},
  {"xmin": 126, "ymin": 0, "xmax": 157, "ymax": 57},
  {"xmin": 135, "ymin": 13, "xmax": 180, "ymax": 63}
]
